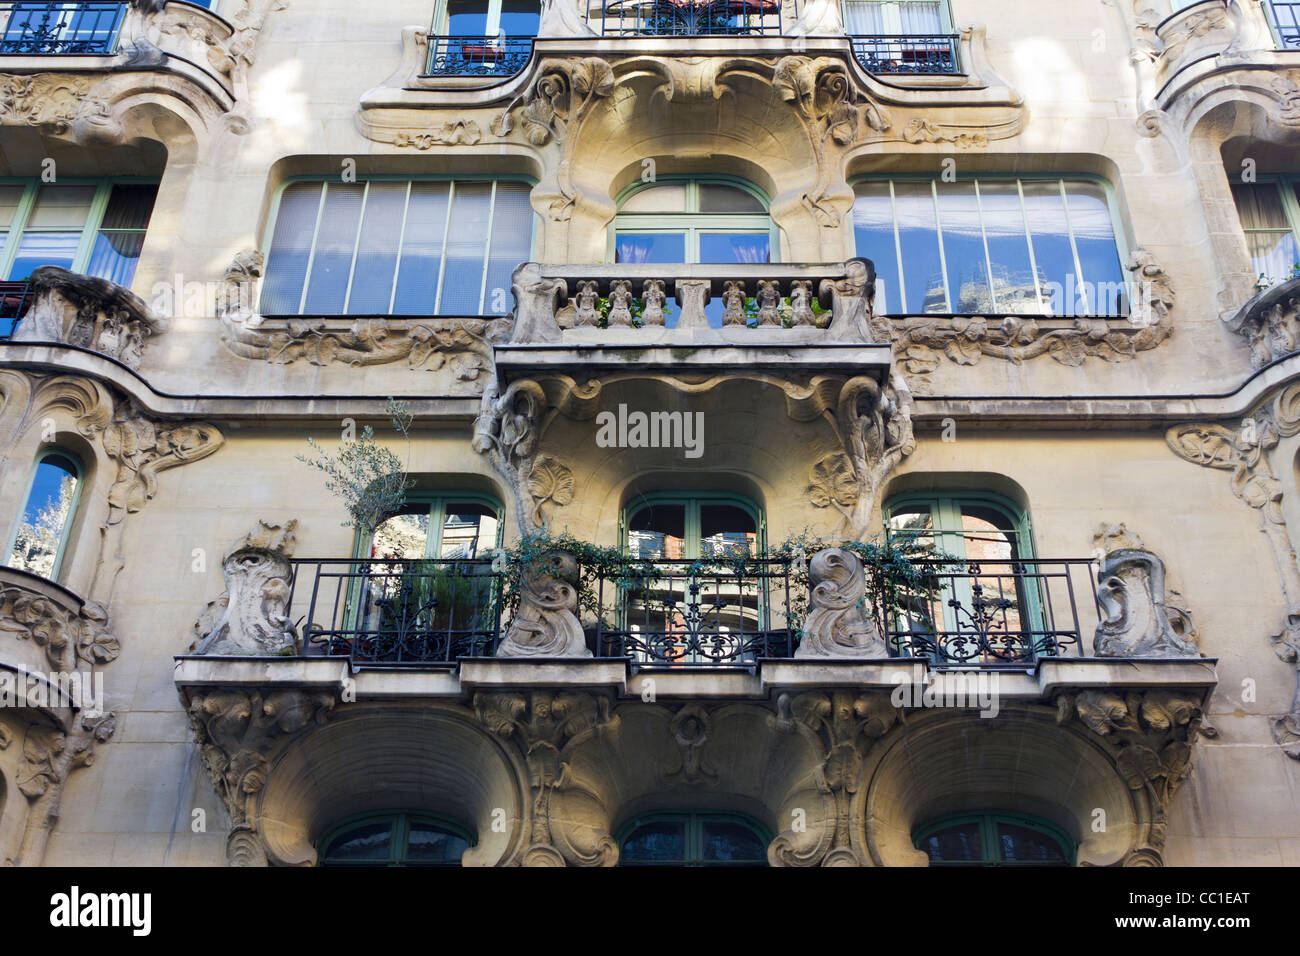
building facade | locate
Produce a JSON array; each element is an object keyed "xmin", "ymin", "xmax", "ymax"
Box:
[{"xmin": 0, "ymin": 0, "xmax": 1297, "ymax": 867}]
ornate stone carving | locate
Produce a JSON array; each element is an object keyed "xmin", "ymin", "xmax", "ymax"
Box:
[
  {"xmin": 1222, "ymin": 276, "xmax": 1300, "ymax": 368},
  {"xmin": 805, "ymin": 374, "xmax": 915, "ymax": 540},
  {"xmin": 1057, "ymin": 689, "xmax": 1205, "ymax": 863},
  {"xmin": 666, "ymin": 703, "xmax": 717, "ymax": 784},
  {"xmin": 771, "ymin": 691, "xmax": 897, "ymax": 866},
  {"xmin": 0, "ymin": 577, "xmax": 119, "ymax": 670},
  {"xmin": 193, "ymin": 520, "xmax": 299, "ymax": 657},
  {"xmin": 0, "ymin": 75, "xmax": 95, "ymax": 134},
  {"xmin": 395, "ymin": 120, "xmax": 483, "ymax": 148},
  {"xmin": 214, "ymin": 249, "xmax": 263, "ymax": 327},
  {"xmin": 11, "ymin": 266, "xmax": 166, "ymax": 367},
  {"xmin": 497, "ymin": 550, "xmax": 589, "ymax": 658},
  {"xmin": 796, "ymin": 548, "xmax": 887, "ymax": 658},
  {"xmin": 902, "ymin": 118, "xmax": 988, "ymax": 148},
  {"xmin": 473, "ymin": 378, "xmax": 550, "ymax": 533},
  {"xmin": 186, "ymin": 687, "xmax": 334, "ymax": 864},
  {"xmin": 474, "ymin": 691, "xmax": 618, "ymax": 866},
  {"xmin": 1092, "ymin": 524, "xmax": 1199, "ymax": 658},
  {"xmin": 12, "ymin": 711, "xmax": 116, "ymax": 866},
  {"xmin": 524, "ymin": 455, "xmax": 574, "ymax": 526}
]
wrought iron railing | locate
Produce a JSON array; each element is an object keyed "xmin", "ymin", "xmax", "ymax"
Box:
[
  {"xmin": 1268, "ymin": 1, "xmax": 1300, "ymax": 48},
  {"xmin": 881, "ymin": 558, "xmax": 1094, "ymax": 667},
  {"xmin": 291, "ymin": 557, "xmax": 503, "ymax": 666},
  {"xmin": 850, "ymin": 35, "xmax": 961, "ymax": 74},
  {"xmin": 589, "ymin": 557, "xmax": 796, "ymax": 666},
  {"xmin": 599, "ymin": 0, "xmax": 783, "ymax": 36},
  {"xmin": 0, "ymin": 280, "xmax": 32, "ymax": 339},
  {"xmin": 424, "ymin": 35, "xmax": 534, "ymax": 77},
  {"xmin": 0, "ymin": 2, "xmax": 125, "ymax": 56}
]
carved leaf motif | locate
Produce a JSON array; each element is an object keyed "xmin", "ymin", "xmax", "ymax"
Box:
[
  {"xmin": 806, "ymin": 454, "xmax": 858, "ymax": 508},
  {"xmin": 1048, "ymin": 335, "xmax": 1088, "ymax": 367},
  {"xmin": 1115, "ymin": 743, "xmax": 1162, "ymax": 790},
  {"xmin": 943, "ymin": 337, "xmax": 983, "ymax": 365},
  {"xmin": 1166, "ymin": 425, "xmax": 1242, "ymax": 470},
  {"xmin": 571, "ymin": 57, "xmax": 614, "ymax": 101},
  {"xmin": 772, "ymin": 57, "xmax": 816, "ymax": 114}
]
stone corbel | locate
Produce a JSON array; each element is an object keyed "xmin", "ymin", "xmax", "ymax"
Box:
[
  {"xmin": 472, "ymin": 378, "xmax": 553, "ymax": 534},
  {"xmin": 795, "ymin": 548, "xmax": 888, "ymax": 658},
  {"xmin": 12, "ymin": 266, "xmax": 168, "ymax": 368},
  {"xmin": 474, "ymin": 690, "xmax": 618, "ymax": 866},
  {"xmin": 1056, "ymin": 689, "xmax": 1207, "ymax": 864},
  {"xmin": 1092, "ymin": 523, "xmax": 1200, "ymax": 658},
  {"xmin": 193, "ymin": 521, "xmax": 299, "ymax": 657},
  {"xmin": 1222, "ymin": 276, "xmax": 1300, "ymax": 368},
  {"xmin": 497, "ymin": 550, "xmax": 590, "ymax": 658},
  {"xmin": 186, "ymin": 687, "xmax": 335, "ymax": 865}
]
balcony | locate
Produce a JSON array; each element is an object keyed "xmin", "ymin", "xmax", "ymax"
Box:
[
  {"xmin": 599, "ymin": 0, "xmax": 784, "ymax": 36},
  {"xmin": 0, "ymin": 1, "xmax": 124, "ymax": 56},
  {"xmin": 424, "ymin": 35, "xmax": 534, "ymax": 77},
  {"xmin": 1269, "ymin": 1, "xmax": 1300, "ymax": 48},
  {"xmin": 850, "ymin": 35, "xmax": 961, "ymax": 75},
  {"xmin": 0, "ymin": 279, "xmax": 33, "ymax": 340}
]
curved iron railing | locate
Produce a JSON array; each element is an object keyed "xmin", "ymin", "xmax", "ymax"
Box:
[
  {"xmin": 1268, "ymin": 1, "xmax": 1300, "ymax": 48},
  {"xmin": 599, "ymin": 0, "xmax": 784, "ymax": 36},
  {"xmin": 0, "ymin": 2, "xmax": 125, "ymax": 55},
  {"xmin": 424, "ymin": 35, "xmax": 534, "ymax": 77},
  {"xmin": 850, "ymin": 35, "xmax": 961, "ymax": 74}
]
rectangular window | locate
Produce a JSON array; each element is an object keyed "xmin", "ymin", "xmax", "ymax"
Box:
[
  {"xmin": 1266, "ymin": 1, "xmax": 1300, "ymax": 49},
  {"xmin": 260, "ymin": 179, "xmax": 536, "ymax": 316},
  {"xmin": 1231, "ymin": 178, "xmax": 1300, "ymax": 286},
  {"xmin": 852, "ymin": 177, "xmax": 1127, "ymax": 317},
  {"xmin": 0, "ymin": 179, "xmax": 158, "ymax": 286}
]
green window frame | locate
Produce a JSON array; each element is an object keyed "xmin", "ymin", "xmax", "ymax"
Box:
[
  {"xmin": 258, "ymin": 176, "xmax": 538, "ymax": 318},
  {"xmin": 4, "ymin": 447, "xmax": 85, "ymax": 582},
  {"xmin": 1264, "ymin": 1, "xmax": 1300, "ymax": 49},
  {"xmin": 620, "ymin": 491, "xmax": 765, "ymax": 560},
  {"xmin": 316, "ymin": 811, "xmax": 476, "ymax": 867},
  {"xmin": 913, "ymin": 811, "xmax": 1076, "ymax": 866},
  {"xmin": 358, "ymin": 492, "xmax": 504, "ymax": 560},
  {"xmin": 617, "ymin": 811, "xmax": 771, "ymax": 866},
  {"xmin": 851, "ymin": 174, "xmax": 1130, "ymax": 317},
  {"xmin": 0, "ymin": 178, "xmax": 159, "ymax": 285},
  {"xmin": 609, "ymin": 176, "xmax": 777, "ymax": 265},
  {"xmin": 1230, "ymin": 175, "xmax": 1300, "ymax": 287}
]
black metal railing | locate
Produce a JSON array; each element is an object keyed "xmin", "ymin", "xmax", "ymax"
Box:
[
  {"xmin": 881, "ymin": 558, "xmax": 1094, "ymax": 667},
  {"xmin": 424, "ymin": 35, "xmax": 534, "ymax": 76},
  {"xmin": 291, "ymin": 557, "xmax": 503, "ymax": 666},
  {"xmin": 850, "ymin": 35, "xmax": 961, "ymax": 74},
  {"xmin": 1269, "ymin": 1, "xmax": 1300, "ymax": 48},
  {"xmin": 0, "ymin": 2, "xmax": 125, "ymax": 56},
  {"xmin": 599, "ymin": 0, "xmax": 783, "ymax": 36},
  {"xmin": 0, "ymin": 280, "xmax": 32, "ymax": 339},
  {"xmin": 590, "ymin": 558, "xmax": 795, "ymax": 666}
]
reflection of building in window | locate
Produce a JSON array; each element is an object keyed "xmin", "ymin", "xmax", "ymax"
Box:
[
  {"xmin": 6, "ymin": 450, "xmax": 81, "ymax": 580},
  {"xmin": 317, "ymin": 812, "xmax": 474, "ymax": 867},
  {"xmin": 368, "ymin": 498, "xmax": 501, "ymax": 560},
  {"xmin": 914, "ymin": 812, "xmax": 1074, "ymax": 866},
  {"xmin": 619, "ymin": 812, "xmax": 770, "ymax": 866}
]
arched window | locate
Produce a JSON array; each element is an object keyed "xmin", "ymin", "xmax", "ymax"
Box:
[
  {"xmin": 317, "ymin": 812, "xmax": 474, "ymax": 867},
  {"xmin": 852, "ymin": 176, "xmax": 1128, "ymax": 317},
  {"xmin": 367, "ymin": 494, "xmax": 503, "ymax": 561},
  {"xmin": 618, "ymin": 811, "xmax": 770, "ymax": 866},
  {"xmin": 611, "ymin": 178, "xmax": 772, "ymax": 265},
  {"xmin": 883, "ymin": 492, "xmax": 1046, "ymax": 664},
  {"xmin": 623, "ymin": 492, "xmax": 762, "ymax": 560},
  {"xmin": 1230, "ymin": 175, "xmax": 1300, "ymax": 287},
  {"xmin": 914, "ymin": 812, "xmax": 1075, "ymax": 866},
  {"xmin": 5, "ymin": 449, "xmax": 83, "ymax": 580}
]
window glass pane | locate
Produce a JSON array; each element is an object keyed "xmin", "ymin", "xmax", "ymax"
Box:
[
  {"xmin": 620, "ymin": 184, "xmax": 688, "ymax": 213},
  {"xmin": 919, "ymin": 821, "xmax": 983, "ymax": 863},
  {"xmin": 6, "ymin": 453, "xmax": 79, "ymax": 578},
  {"xmin": 699, "ymin": 504, "xmax": 756, "ymax": 557},
  {"xmin": 843, "ymin": 1, "xmax": 886, "ymax": 33},
  {"xmin": 9, "ymin": 233, "xmax": 79, "ymax": 279},
  {"xmin": 100, "ymin": 184, "xmax": 157, "ymax": 230},
  {"xmin": 322, "ymin": 821, "xmax": 392, "ymax": 862},
  {"xmin": 615, "ymin": 232, "xmax": 686, "ymax": 263},
  {"xmin": 85, "ymin": 231, "xmax": 146, "ymax": 286},
  {"xmin": 439, "ymin": 183, "xmax": 491, "ymax": 314},
  {"xmin": 0, "ymin": 185, "xmax": 25, "ymax": 229},
  {"xmin": 701, "ymin": 821, "xmax": 766, "ymax": 862},
  {"xmin": 892, "ymin": 181, "xmax": 946, "ymax": 313},
  {"xmin": 371, "ymin": 510, "xmax": 430, "ymax": 560},
  {"xmin": 498, "ymin": 0, "xmax": 540, "ymax": 35},
  {"xmin": 1023, "ymin": 181, "xmax": 1080, "ymax": 316},
  {"xmin": 888, "ymin": 505, "xmax": 935, "ymax": 551},
  {"xmin": 997, "ymin": 822, "xmax": 1067, "ymax": 864},
  {"xmin": 483, "ymin": 182, "xmax": 534, "ymax": 316},
  {"xmin": 260, "ymin": 182, "xmax": 322, "ymax": 314},
  {"xmin": 977, "ymin": 181, "xmax": 1040, "ymax": 314},
  {"xmin": 628, "ymin": 503, "xmax": 686, "ymax": 559},
  {"xmin": 698, "ymin": 183, "xmax": 764, "ymax": 213},
  {"xmin": 1232, "ymin": 182, "xmax": 1290, "ymax": 229},
  {"xmin": 446, "ymin": 0, "xmax": 490, "ymax": 34},
  {"xmin": 346, "ymin": 183, "xmax": 407, "ymax": 313},
  {"xmin": 405, "ymin": 821, "xmax": 470, "ymax": 863},
  {"xmin": 1066, "ymin": 181, "xmax": 1125, "ymax": 315},
  {"xmin": 937, "ymin": 181, "xmax": 992, "ymax": 313},
  {"xmin": 699, "ymin": 233, "xmax": 769, "ymax": 264},
  {"xmin": 621, "ymin": 821, "xmax": 687, "ymax": 863},
  {"xmin": 1244, "ymin": 230, "xmax": 1299, "ymax": 282},
  {"xmin": 439, "ymin": 503, "xmax": 498, "ymax": 558},
  {"xmin": 393, "ymin": 182, "xmax": 450, "ymax": 315},
  {"xmin": 1234, "ymin": 183, "xmax": 1299, "ymax": 281},
  {"xmin": 899, "ymin": 0, "xmax": 943, "ymax": 32},
  {"xmin": 26, "ymin": 186, "xmax": 95, "ymax": 228},
  {"xmin": 303, "ymin": 184, "xmax": 364, "ymax": 314},
  {"xmin": 852, "ymin": 182, "xmax": 901, "ymax": 314}
]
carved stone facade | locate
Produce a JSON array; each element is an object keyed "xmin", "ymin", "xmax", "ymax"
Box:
[
  {"xmin": 1092, "ymin": 524, "xmax": 1200, "ymax": 659},
  {"xmin": 193, "ymin": 520, "xmax": 299, "ymax": 657}
]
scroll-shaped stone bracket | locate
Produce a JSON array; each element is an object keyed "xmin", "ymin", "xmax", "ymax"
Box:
[
  {"xmin": 1092, "ymin": 524, "xmax": 1200, "ymax": 659},
  {"xmin": 12, "ymin": 266, "xmax": 168, "ymax": 367},
  {"xmin": 1221, "ymin": 276, "xmax": 1300, "ymax": 369},
  {"xmin": 795, "ymin": 548, "xmax": 887, "ymax": 658},
  {"xmin": 498, "ymin": 550, "xmax": 590, "ymax": 658},
  {"xmin": 193, "ymin": 520, "xmax": 299, "ymax": 656}
]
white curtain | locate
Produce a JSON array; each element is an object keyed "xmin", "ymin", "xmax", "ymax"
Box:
[
  {"xmin": 898, "ymin": 1, "xmax": 942, "ymax": 34},
  {"xmin": 842, "ymin": 1, "xmax": 886, "ymax": 34},
  {"xmin": 842, "ymin": 1, "xmax": 943, "ymax": 34}
]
